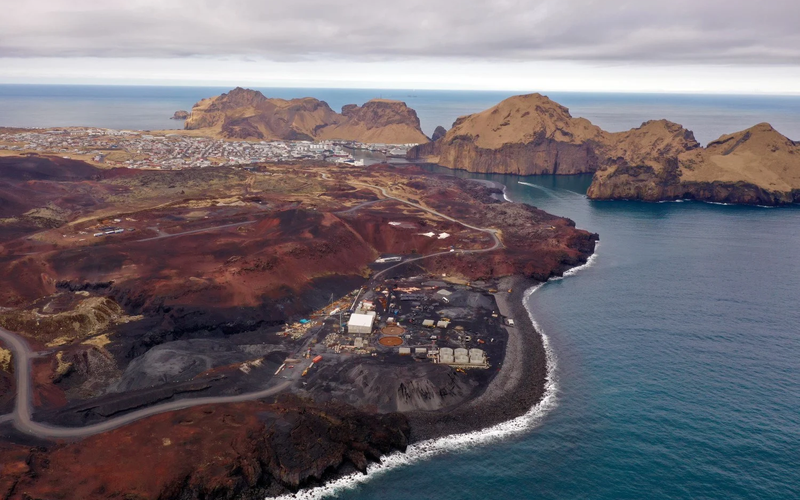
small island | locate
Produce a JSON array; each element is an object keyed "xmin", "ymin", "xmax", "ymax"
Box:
[
  {"xmin": 170, "ymin": 110, "xmax": 190, "ymax": 120},
  {"xmin": 409, "ymin": 94, "xmax": 800, "ymax": 206}
]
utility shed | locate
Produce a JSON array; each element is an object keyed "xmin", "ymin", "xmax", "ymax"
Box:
[
  {"xmin": 348, "ymin": 312, "xmax": 376, "ymax": 335},
  {"xmin": 436, "ymin": 320, "xmax": 450, "ymax": 329},
  {"xmin": 422, "ymin": 319, "xmax": 435, "ymax": 327}
]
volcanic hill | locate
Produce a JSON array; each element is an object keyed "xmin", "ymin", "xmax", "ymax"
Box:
[
  {"xmin": 588, "ymin": 122, "xmax": 800, "ymax": 204},
  {"xmin": 409, "ymin": 94, "xmax": 800, "ymax": 205},
  {"xmin": 184, "ymin": 87, "xmax": 429, "ymax": 144}
]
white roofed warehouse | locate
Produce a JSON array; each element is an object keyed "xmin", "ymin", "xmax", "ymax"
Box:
[{"xmin": 347, "ymin": 311, "xmax": 376, "ymax": 335}]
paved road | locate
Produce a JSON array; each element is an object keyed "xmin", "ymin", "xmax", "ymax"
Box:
[
  {"xmin": 0, "ymin": 326, "xmax": 296, "ymax": 439},
  {"xmin": 135, "ymin": 220, "xmax": 257, "ymax": 242}
]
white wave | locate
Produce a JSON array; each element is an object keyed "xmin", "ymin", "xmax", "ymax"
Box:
[
  {"xmin": 502, "ymin": 185, "xmax": 512, "ymax": 202},
  {"xmin": 547, "ymin": 241, "xmax": 600, "ymax": 282},
  {"xmin": 273, "ymin": 247, "xmax": 599, "ymax": 500},
  {"xmin": 518, "ymin": 181, "xmax": 558, "ymax": 196},
  {"xmin": 274, "ymin": 289, "xmax": 558, "ymax": 500}
]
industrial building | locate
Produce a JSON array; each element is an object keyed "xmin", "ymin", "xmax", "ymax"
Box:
[
  {"xmin": 347, "ymin": 311, "xmax": 376, "ymax": 335},
  {"xmin": 437, "ymin": 347, "xmax": 486, "ymax": 367}
]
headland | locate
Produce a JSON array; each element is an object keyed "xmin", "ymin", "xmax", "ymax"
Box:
[{"xmin": 0, "ymin": 151, "xmax": 596, "ymax": 498}]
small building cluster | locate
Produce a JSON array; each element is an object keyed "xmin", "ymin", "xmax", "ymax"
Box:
[{"xmin": 0, "ymin": 128, "xmax": 421, "ymax": 170}]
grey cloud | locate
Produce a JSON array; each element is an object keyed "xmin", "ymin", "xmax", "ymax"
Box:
[{"xmin": 1, "ymin": 0, "xmax": 799, "ymax": 64}]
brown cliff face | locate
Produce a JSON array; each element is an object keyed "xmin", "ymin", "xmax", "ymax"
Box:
[
  {"xmin": 408, "ymin": 93, "xmax": 607, "ymax": 175},
  {"xmin": 317, "ymin": 99, "xmax": 429, "ymax": 143},
  {"xmin": 588, "ymin": 122, "xmax": 800, "ymax": 205},
  {"xmin": 185, "ymin": 89, "xmax": 428, "ymax": 144},
  {"xmin": 185, "ymin": 88, "xmax": 340, "ymax": 141},
  {"xmin": 409, "ymin": 93, "xmax": 799, "ymax": 205}
]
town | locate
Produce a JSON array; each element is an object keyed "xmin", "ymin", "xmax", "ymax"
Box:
[{"xmin": 0, "ymin": 127, "xmax": 420, "ymax": 169}]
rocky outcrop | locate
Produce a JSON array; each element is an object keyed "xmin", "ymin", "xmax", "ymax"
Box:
[
  {"xmin": 0, "ymin": 396, "xmax": 409, "ymax": 499},
  {"xmin": 185, "ymin": 88, "xmax": 428, "ymax": 144},
  {"xmin": 408, "ymin": 93, "xmax": 607, "ymax": 175},
  {"xmin": 410, "ymin": 93, "xmax": 800, "ymax": 205},
  {"xmin": 588, "ymin": 123, "xmax": 800, "ymax": 205},
  {"xmin": 185, "ymin": 88, "xmax": 339, "ymax": 141},
  {"xmin": 431, "ymin": 125, "xmax": 447, "ymax": 142},
  {"xmin": 171, "ymin": 110, "xmax": 189, "ymax": 120}
]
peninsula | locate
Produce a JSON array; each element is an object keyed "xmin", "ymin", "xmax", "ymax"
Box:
[
  {"xmin": 409, "ymin": 94, "xmax": 800, "ymax": 206},
  {"xmin": 0, "ymin": 152, "xmax": 596, "ymax": 498}
]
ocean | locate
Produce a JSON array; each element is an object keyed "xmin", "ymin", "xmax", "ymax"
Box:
[
  {"xmin": 2, "ymin": 84, "xmax": 800, "ymax": 145},
  {"xmin": 2, "ymin": 85, "xmax": 799, "ymax": 499}
]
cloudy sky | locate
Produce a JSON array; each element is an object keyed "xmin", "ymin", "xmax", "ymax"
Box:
[{"xmin": 1, "ymin": 0, "xmax": 799, "ymax": 93}]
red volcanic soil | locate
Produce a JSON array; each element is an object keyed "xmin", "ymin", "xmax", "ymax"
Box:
[
  {"xmin": 0, "ymin": 396, "xmax": 408, "ymax": 500},
  {"xmin": 31, "ymin": 359, "xmax": 68, "ymax": 409}
]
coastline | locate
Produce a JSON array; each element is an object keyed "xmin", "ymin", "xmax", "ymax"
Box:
[
  {"xmin": 269, "ymin": 178, "xmax": 598, "ymax": 498},
  {"xmin": 277, "ymin": 243, "xmax": 598, "ymax": 499},
  {"xmin": 406, "ymin": 275, "xmax": 548, "ymax": 441}
]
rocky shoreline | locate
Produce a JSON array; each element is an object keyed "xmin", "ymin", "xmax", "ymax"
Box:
[{"xmin": 407, "ymin": 275, "xmax": 549, "ymax": 442}]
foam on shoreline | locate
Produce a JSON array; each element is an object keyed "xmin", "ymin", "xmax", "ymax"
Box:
[
  {"xmin": 274, "ymin": 285, "xmax": 556, "ymax": 500},
  {"xmin": 274, "ymin": 247, "xmax": 599, "ymax": 500}
]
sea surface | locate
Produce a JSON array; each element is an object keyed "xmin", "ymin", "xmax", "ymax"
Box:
[
  {"xmin": 2, "ymin": 84, "xmax": 800, "ymax": 144},
  {"xmin": 1, "ymin": 86, "xmax": 799, "ymax": 499}
]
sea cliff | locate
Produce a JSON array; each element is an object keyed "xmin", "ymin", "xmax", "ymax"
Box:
[
  {"xmin": 410, "ymin": 95, "xmax": 800, "ymax": 206},
  {"xmin": 185, "ymin": 88, "xmax": 429, "ymax": 144}
]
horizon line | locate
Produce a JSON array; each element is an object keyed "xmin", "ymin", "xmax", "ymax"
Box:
[{"xmin": 1, "ymin": 81, "xmax": 800, "ymax": 98}]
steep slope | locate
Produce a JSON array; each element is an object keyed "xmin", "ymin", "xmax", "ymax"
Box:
[
  {"xmin": 185, "ymin": 88, "xmax": 428, "ymax": 143},
  {"xmin": 185, "ymin": 88, "xmax": 340, "ymax": 141},
  {"xmin": 588, "ymin": 123, "xmax": 800, "ymax": 205},
  {"xmin": 410, "ymin": 93, "xmax": 799, "ymax": 206},
  {"xmin": 408, "ymin": 93, "xmax": 607, "ymax": 175},
  {"xmin": 316, "ymin": 99, "xmax": 429, "ymax": 143}
]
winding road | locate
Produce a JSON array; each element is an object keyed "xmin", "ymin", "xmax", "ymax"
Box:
[
  {"xmin": 0, "ymin": 176, "xmax": 504, "ymax": 440},
  {"xmin": 350, "ymin": 181, "xmax": 504, "ymax": 279},
  {"xmin": 0, "ymin": 326, "xmax": 296, "ymax": 439}
]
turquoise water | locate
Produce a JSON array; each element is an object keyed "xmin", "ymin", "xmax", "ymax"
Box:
[
  {"xmin": 317, "ymin": 173, "xmax": 800, "ymax": 500},
  {"xmin": 2, "ymin": 85, "xmax": 800, "ymax": 498}
]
